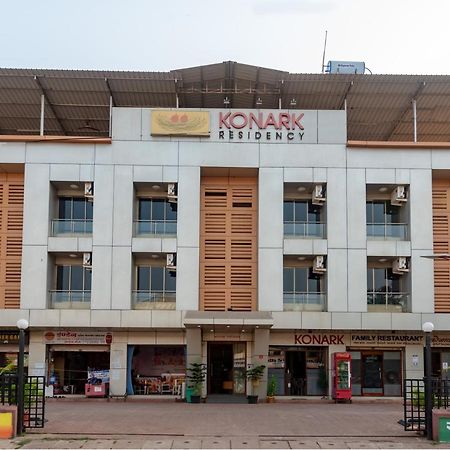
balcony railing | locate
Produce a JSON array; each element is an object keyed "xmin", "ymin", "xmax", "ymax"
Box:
[
  {"xmin": 283, "ymin": 293, "xmax": 326, "ymax": 312},
  {"xmin": 50, "ymin": 290, "xmax": 91, "ymax": 309},
  {"xmin": 284, "ymin": 222, "xmax": 326, "ymax": 238},
  {"xmin": 367, "ymin": 292, "xmax": 409, "ymax": 312},
  {"xmin": 51, "ymin": 219, "xmax": 93, "ymax": 236},
  {"xmin": 367, "ymin": 223, "xmax": 408, "ymax": 240},
  {"xmin": 134, "ymin": 220, "xmax": 177, "ymax": 236},
  {"xmin": 132, "ymin": 290, "xmax": 176, "ymax": 310}
]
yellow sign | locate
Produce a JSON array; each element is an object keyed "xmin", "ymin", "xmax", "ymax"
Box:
[
  {"xmin": 151, "ymin": 110, "xmax": 210, "ymax": 137},
  {"xmin": 0, "ymin": 412, "xmax": 14, "ymax": 439}
]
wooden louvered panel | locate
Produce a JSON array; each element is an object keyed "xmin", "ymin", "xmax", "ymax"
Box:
[
  {"xmin": 433, "ymin": 180, "xmax": 450, "ymax": 312},
  {"xmin": 0, "ymin": 173, "xmax": 24, "ymax": 309},
  {"xmin": 200, "ymin": 176, "xmax": 257, "ymax": 311}
]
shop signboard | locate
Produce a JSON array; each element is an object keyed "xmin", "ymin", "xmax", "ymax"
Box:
[
  {"xmin": 350, "ymin": 334, "xmax": 422, "ymax": 347},
  {"xmin": 0, "ymin": 330, "xmax": 21, "ymax": 344},
  {"xmin": 151, "ymin": 111, "xmax": 210, "ymax": 137},
  {"xmin": 43, "ymin": 331, "xmax": 113, "ymax": 345}
]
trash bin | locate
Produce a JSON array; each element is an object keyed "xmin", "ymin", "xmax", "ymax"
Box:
[
  {"xmin": 438, "ymin": 417, "xmax": 450, "ymax": 443},
  {"xmin": 185, "ymin": 386, "xmax": 193, "ymax": 403}
]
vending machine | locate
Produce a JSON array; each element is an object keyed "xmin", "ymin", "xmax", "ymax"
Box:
[{"xmin": 332, "ymin": 352, "xmax": 352, "ymax": 403}]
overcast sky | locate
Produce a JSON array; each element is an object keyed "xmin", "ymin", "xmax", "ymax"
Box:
[{"xmin": 1, "ymin": 0, "xmax": 449, "ymax": 74}]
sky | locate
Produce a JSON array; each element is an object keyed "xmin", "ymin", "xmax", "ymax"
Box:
[{"xmin": 1, "ymin": 0, "xmax": 449, "ymax": 75}]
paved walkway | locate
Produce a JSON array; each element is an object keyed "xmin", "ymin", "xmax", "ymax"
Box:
[{"xmin": 2, "ymin": 399, "xmax": 450, "ymax": 448}]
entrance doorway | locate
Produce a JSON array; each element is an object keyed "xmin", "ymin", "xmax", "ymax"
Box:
[
  {"xmin": 361, "ymin": 352, "xmax": 383, "ymax": 395},
  {"xmin": 207, "ymin": 342, "xmax": 246, "ymax": 395}
]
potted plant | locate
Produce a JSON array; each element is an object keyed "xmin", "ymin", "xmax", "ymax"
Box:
[
  {"xmin": 245, "ymin": 364, "xmax": 265, "ymax": 404},
  {"xmin": 187, "ymin": 362, "xmax": 206, "ymax": 403},
  {"xmin": 266, "ymin": 375, "xmax": 277, "ymax": 403}
]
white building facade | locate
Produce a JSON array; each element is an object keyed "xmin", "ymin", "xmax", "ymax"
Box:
[{"xmin": 1, "ymin": 105, "xmax": 448, "ymax": 399}]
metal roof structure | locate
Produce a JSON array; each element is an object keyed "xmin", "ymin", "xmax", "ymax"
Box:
[{"xmin": 1, "ymin": 61, "xmax": 450, "ymax": 141}]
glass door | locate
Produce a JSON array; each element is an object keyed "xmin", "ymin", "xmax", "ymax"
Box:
[
  {"xmin": 362, "ymin": 352, "xmax": 383, "ymax": 396},
  {"xmin": 233, "ymin": 343, "xmax": 246, "ymax": 394}
]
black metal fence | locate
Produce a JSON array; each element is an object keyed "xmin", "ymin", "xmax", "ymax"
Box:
[
  {"xmin": 403, "ymin": 378, "xmax": 450, "ymax": 433},
  {"xmin": 0, "ymin": 374, "xmax": 45, "ymax": 429}
]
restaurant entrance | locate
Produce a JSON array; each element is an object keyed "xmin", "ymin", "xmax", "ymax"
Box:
[{"xmin": 207, "ymin": 342, "xmax": 246, "ymax": 395}]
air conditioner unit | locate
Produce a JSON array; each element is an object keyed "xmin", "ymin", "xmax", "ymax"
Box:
[
  {"xmin": 166, "ymin": 253, "xmax": 177, "ymax": 270},
  {"xmin": 167, "ymin": 183, "xmax": 178, "ymax": 203},
  {"xmin": 312, "ymin": 255, "xmax": 327, "ymax": 274},
  {"xmin": 391, "ymin": 185, "xmax": 407, "ymax": 206},
  {"xmin": 312, "ymin": 184, "xmax": 326, "ymax": 205},
  {"xmin": 83, "ymin": 252, "xmax": 92, "ymax": 269},
  {"xmin": 392, "ymin": 257, "xmax": 409, "ymax": 274},
  {"xmin": 84, "ymin": 182, "xmax": 94, "ymax": 201}
]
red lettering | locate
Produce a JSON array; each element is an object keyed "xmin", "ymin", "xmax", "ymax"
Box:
[
  {"xmin": 312, "ymin": 335, "xmax": 322, "ymax": 345},
  {"xmin": 302, "ymin": 335, "xmax": 312, "ymax": 345},
  {"xmin": 330, "ymin": 335, "xmax": 336, "ymax": 345},
  {"xmin": 249, "ymin": 112, "xmax": 263, "ymax": 129},
  {"xmin": 279, "ymin": 113, "xmax": 291, "ymax": 130},
  {"xmin": 337, "ymin": 335, "xmax": 344, "ymax": 345},
  {"xmin": 322, "ymin": 335, "xmax": 330, "ymax": 345},
  {"xmin": 230, "ymin": 112, "xmax": 248, "ymax": 129},
  {"xmin": 263, "ymin": 113, "xmax": 279, "ymax": 129},
  {"xmin": 292, "ymin": 113, "xmax": 304, "ymax": 130},
  {"xmin": 219, "ymin": 112, "xmax": 231, "ymax": 129}
]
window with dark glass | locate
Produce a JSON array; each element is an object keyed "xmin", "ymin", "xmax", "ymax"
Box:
[
  {"xmin": 58, "ymin": 197, "xmax": 93, "ymax": 221},
  {"xmin": 283, "ymin": 267, "xmax": 321, "ymax": 294},
  {"xmin": 284, "ymin": 200, "xmax": 321, "ymax": 223},
  {"xmin": 138, "ymin": 199, "xmax": 177, "ymax": 221},
  {"xmin": 56, "ymin": 266, "xmax": 92, "ymax": 291},
  {"xmin": 136, "ymin": 266, "xmax": 176, "ymax": 294}
]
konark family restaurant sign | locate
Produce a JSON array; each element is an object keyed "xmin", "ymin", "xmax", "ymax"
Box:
[
  {"xmin": 43, "ymin": 331, "xmax": 113, "ymax": 345},
  {"xmin": 350, "ymin": 334, "xmax": 423, "ymax": 347}
]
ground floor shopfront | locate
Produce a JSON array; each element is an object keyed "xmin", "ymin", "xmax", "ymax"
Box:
[{"xmin": 24, "ymin": 327, "xmax": 450, "ymax": 399}]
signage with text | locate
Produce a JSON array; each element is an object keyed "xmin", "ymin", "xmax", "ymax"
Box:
[
  {"xmin": 151, "ymin": 110, "xmax": 210, "ymax": 136},
  {"xmin": 294, "ymin": 334, "xmax": 345, "ymax": 345},
  {"xmin": 350, "ymin": 334, "xmax": 423, "ymax": 347},
  {"xmin": 43, "ymin": 331, "xmax": 113, "ymax": 345}
]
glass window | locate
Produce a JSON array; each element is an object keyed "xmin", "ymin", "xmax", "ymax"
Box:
[
  {"xmin": 294, "ymin": 202, "xmax": 307, "ymax": 222},
  {"xmin": 284, "ymin": 267, "xmax": 321, "ymax": 294},
  {"xmin": 150, "ymin": 267, "xmax": 164, "ymax": 291},
  {"xmin": 283, "ymin": 268, "xmax": 294, "ymax": 292},
  {"xmin": 137, "ymin": 267, "xmax": 150, "ymax": 291},
  {"xmin": 152, "ymin": 200, "xmax": 165, "ymax": 221},
  {"xmin": 56, "ymin": 266, "xmax": 70, "ymax": 291},
  {"xmin": 58, "ymin": 197, "xmax": 92, "ymax": 221},
  {"xmin": 136, "ymin": 266, "xmax": 176, "ymax": 294},
  {"xmin": 366, "ymin": 201, "xmax": 401, "ymax": 224},
  {"xmin": 308, "ymin": 270, "xmax": 321, "ymax": 292},
  {"xmin": 283, "ymin": 202, "xmax": 294, "ymax": 222},
  {"xmin": 294, "ymin": 268, "xmax": 308, "ymax": 292},
  {"xmin": 138, "ymin": 199, "xmax": 177, "ymax": 222},
  {"xmin": 58, "ymin": 198, "xmax": 72, "ymax": 220},
  {"xmin": 139, "ymin": 200, "xmax": 151, "ymax": 221},
  {"xmin": 56, "ymin": 266, "xmax": 91, "ymax": 291},
  {"xmin": 165, "ymin": 269, "xmax": 176, "ymax": 291},
  {"xmin": 166, "ymin": 202, "xmax": 177, "ymax": 220},
  {"xmin": 367, "ymin": 268, "xmax": 402, "ymax": 293}
]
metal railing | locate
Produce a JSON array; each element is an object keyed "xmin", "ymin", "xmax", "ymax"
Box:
[
  {"xmin": 367, "ymin": 292, "xmax": 409, "ymax": 312},
  {"xmin": 367, "ymin": 223, "xmax": 408, "ymax": 240},
  {"xmin": 51, "ymin": 219, "xmax": 93, "ymax": 235},
  {"xmin": 0, "ymin": 374, "xmax": 45, "ymax": 429},
  {"xmin": 284, "ymin": 222, "xmax": 326, "ymax": 238},
  {"xmin": 50, "ymin": 290, "xmax": 91, "ymax": 309},
  {"xmin": 134, "ymin": 220, "xmax": 177, "ymax": 236},
  {"xmin": 132, "ymin": 290, "xmax": 176, "ymax": 309},
  {"xmin": 283, "ymin": 293, "xmax": 326, "ymax": 311}
]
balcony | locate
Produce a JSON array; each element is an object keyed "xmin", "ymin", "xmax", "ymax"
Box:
[
  {"xmin": 367, "ymin": 292, "xmax": 409, "ymax": 312},
  {"xmin": 283, "ymin": 293, "xmax": 326, "ymax": 312},
  {"xmin": 132, "ymin": 290, "xmax": 176, "ymax": 310},
  {"xmin": 51, "ymin": 219, "xmax": 93, "ymax": 236},
  {"xmin": 284, "ymin": 222, "xmax": 326, "ymax": 238},
  {"xmin": 367, "ymin": 223, "xmax": 408, "ymax": 240},
  {"xmin": 50, "ymin": 290, "xmax": 91, "ymax": 309},
  {"xmin": 133, "ymin": 220, "xmax": 177, "ymax": 236}
]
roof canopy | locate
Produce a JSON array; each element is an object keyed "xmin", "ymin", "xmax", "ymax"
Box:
[{"xmin": 1, "ymin": 61, "xmax": 450, "ymax": 141}]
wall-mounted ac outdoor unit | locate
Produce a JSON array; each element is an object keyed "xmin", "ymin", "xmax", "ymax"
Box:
[
  {"xmin": 390, "ymin": 185, "xmax": 407, "ymax": 206},
  {"xmin": 168, "ymin": 183, "xmax": 178, "ymax": 203},
  {"xmin": 84, "ymin": 182, "xmax": 94, "ymax": 201},
  {"xmin": 83, "ymin": 252, "xmax": 92, "ymax": 269},
  {"xmin": 392, "ymin": 257, "xmax": 409, "ymax": 274},
  {"xmin": 312, "ymin": 184, "xmax": 326, "ymax": 205},
  {"xmin": 166, "ymin": 253, "xmax": 177, "ymax": 271},
  {"xmin": 312, "ymin": 255, "xmax": 327, "ymax": 274}
]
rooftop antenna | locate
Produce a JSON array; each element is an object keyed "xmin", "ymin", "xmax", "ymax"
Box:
[{"xmin": 321, "ymin": 30, "xmax": 328, "ymax": 74}]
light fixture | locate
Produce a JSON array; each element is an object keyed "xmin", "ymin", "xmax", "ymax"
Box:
[
  {"xmin": 241, "ymin": 329, "xmax": 245, "ymax": 333},
  {"xmin": 69, "ymin": 184, "xmax": 79, "ymax": 189},
  {"xmin": 223, "ymin": 97, "xmax": 230, "ymax": 106},
  {"xmin": 297, "ymin": 256, "xmax": 306, "ymax": 261},
  {"xmin": 197, "ymin": 325, "xmax": 201, "ymax": 328},
  {"xmin": 378, "ymin": 258, "xmax": 387, "ymax": 263},
  {"xmin": 151, "ymin": 254, "xmax": 159, "ymax": 259},
  {"xmin": 152, "ymin": 185, "xmax": 161, "ymax": 190},
  {"xmin": 255, "ymin": 325, "xmax": 259, "ymax": 329},
  {"xmin": 226, "ymin": 325, "xmax": 230, "ymax": 328},
  {"xmin": 289, "ymin": 98, "xmax": 297, "ymax": 107},
  {"xmin": 16, "ymin": 319, "xmax": 29, "ymax": 330},
  {"xmin": 297, "ymin": 186, "xmax": 306, "ymax": 192},
  {"xmin": 422, "ymin": 322, "xmax": 434, "ymax": 333},
  {"xmin": 210, "ymin": 329, "xmax": 214, "ymax": 332},
  {"xmin": 256, "ymin": 97, "xmax": 262, "ymax": 106},
  {"xmin": 379, "ymin": 187, "xmax": 388, "ymax": 192},
  {"xmin": 69, "ymin": 254, "xmax": 77, "ymax": 258}
]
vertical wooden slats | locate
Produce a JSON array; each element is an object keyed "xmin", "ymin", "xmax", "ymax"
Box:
[
  {"xmin": 432, "ymin": 180, "xmax": 450, "ymax": 312},
  {"xmin": 0, "ymin": 174, "xmax": 24, "ymax": 309},
  {"xmin": 200, "ymin": 176, "xmax": 257, "ymax": 311}
]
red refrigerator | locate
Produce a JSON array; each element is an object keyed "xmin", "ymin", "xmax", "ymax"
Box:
[{"xmin": 332, "ymin": 352, "xmax": 352, "ymax": 403}]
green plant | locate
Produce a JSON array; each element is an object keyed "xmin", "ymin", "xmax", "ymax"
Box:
[
  {"xmin": 187, "ymin": 362, "xmax": 206, "ymax": 396},
  {"xmin": 267, "ymin": 375, "xmax": 277, "ymax": 397},
  {"xmin": 245, "ymin": 365, "xmax": 265, "ymax": 384}
]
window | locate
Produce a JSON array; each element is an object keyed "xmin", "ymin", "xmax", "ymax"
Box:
[
  {"xmin": 366, "ymin": 201, "xmax": 406, "ymax": 239},
  {"xmin": 51, "ymin": 265, "xmax": 91, "ymax": 309},
  {"xmin": 133, "ymin": 266, "xmax": 176, "ymax": 309},
  {"xmin": 283, "ymin": 267, "xmax": 325, "ymax": 311},
  {"xmin": 283, "ymin": 200, "xmax": 324, "ymax": 237},
  {"xmin": 136, "ymin": 199, "xmax": 177, "ymax": 235},
  {"xmin": 367, "ymin": 268, "xmax": 407, "ymax": 312},
  {"xmin": 52, "ymin": 197, "xmax": 93, "ymax": 235}
]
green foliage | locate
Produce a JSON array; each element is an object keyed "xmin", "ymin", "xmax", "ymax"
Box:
[
  {"xmin": 0, "ymin": 361, "xmax": 16, "ymax": 375},
  {"xmin": 187, "ymin": 362, "xmax": 206, "ymax": 396},
  {"xmin": 267, "ymin": 375, "xmax": 277, "ymax": 397},
  {"xmin": 245, "ymin": 365, "xmax": 266, "ymax": 382}
]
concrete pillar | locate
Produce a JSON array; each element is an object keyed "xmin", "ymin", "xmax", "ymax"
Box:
[
  {"xmin": 186, "ymin": 328, "xmax": 204, "ymax": 395},
  {"xmin": 251, "ymin": 328, "xmax": 270, "ymax": 399},
  {"xmin": 327, "ymin": 344, "xmax": 346, "ymax": 397},
  {"xmin": 405, "ymin": 345, "xmax": 424, "ymax": 379},
  {"xmin": 28, "ymin": 336, "xmax": 46, "ymax": 377},
  {"xmin": 109, "ymin": 332, "xmax": 127, "ymax": 396}
]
